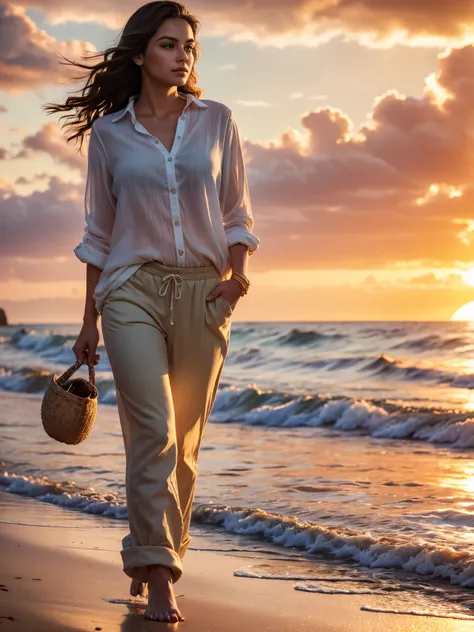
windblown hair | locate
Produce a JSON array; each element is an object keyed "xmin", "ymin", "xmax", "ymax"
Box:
[{"xmin": 43, "ymin": 1, "xmax": 203, "ymax": 151}]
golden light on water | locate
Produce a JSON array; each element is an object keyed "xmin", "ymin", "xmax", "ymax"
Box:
[
  {"xmin": 461, "ymin": 474, "xmax": 474, "ymax": 495},
  {"xmin": 441, "ymin": 463, "xmax": 474, "ymax": 497}
]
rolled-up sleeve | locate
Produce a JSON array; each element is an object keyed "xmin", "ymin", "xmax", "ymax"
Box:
[
  {"xmin": 74, "ymin": 123, "xmax": 116, "ymax": 270},
  {"xmin": 219, "ymin": 112, "xmax": 260, "ymax": 255}
]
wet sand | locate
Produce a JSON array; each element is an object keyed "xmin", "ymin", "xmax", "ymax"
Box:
[{"xmin": 0, "ymin": 491, "xmax": 472, "ymax": 632}]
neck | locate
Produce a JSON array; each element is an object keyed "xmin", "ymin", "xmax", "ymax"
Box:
[{"xmin": 136, "ymin": 80, "xmax": 184, "ymax": 117}]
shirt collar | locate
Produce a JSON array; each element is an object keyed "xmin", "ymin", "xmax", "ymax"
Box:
[{"xmin": 111, "ymin": 92, "xmax": 208, "ymax": 123}]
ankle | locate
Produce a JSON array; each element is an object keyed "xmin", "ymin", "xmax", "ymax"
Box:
[{"xmin": 148, "ymin": 564, "xmax": 173, "ymax": 580}]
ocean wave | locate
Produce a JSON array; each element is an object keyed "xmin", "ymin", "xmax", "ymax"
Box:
[
  {"xmin": 8, "ymin": 328, "xmax": 108, "ymax": 368},
  {"xmin": 3, "ymin": 363, "xmax": 474, "ymax": 448},
  {"xmin": 227, "ymin": 348, "xmax": 264, "ymax": 365},
  {"xmin": 0, "ymin": 471, "xmax": 128, "ymax": 519},
  {"xmin": 3, "ymin": 470, "xmax": 474, "ymax": 589},
  {"xmin": 390, "ymin": 334, "xmax": 471, "ymax": 352},
  {"xmin": 0, "ymin": 365, "xmax": 117, "ymax": 403},
  {"xmin": 275, "ymin": 328, "xmax": 346, "ymax": 347},
  {"xmin": 192, "ymin": 504, "xmax": 474, "ymax": 588},
  {"xmin": 211, "ymin": 386, "xmax": 474, "ymax": 448},
  {"xmin": 362, "ymin": 353, "xmax": 474, "ymax": 387},
  {"xmin": 407, "ymin": 509, "xmax": 474, "ymax": 528}
]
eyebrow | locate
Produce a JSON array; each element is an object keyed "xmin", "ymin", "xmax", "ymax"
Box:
[{"xmin": 157, "ymin": 36, "xmax": 196, "ymax": 43}]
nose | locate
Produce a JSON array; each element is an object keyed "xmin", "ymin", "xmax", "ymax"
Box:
[{"xmin": 177, "ymin": 47, "xmax": 190, "ymax": 64}]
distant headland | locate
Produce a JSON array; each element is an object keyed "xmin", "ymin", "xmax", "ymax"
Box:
[{"xmin": 0, "ymin": 308, "xmax": 8, "ymax": 326}]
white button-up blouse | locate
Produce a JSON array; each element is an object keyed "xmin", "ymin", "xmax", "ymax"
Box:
[{"xmin": 73, "ymin": 92, "xmax": 260, "ymax": 315}]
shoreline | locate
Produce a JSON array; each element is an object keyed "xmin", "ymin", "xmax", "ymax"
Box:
[{"xmin": 1, "ymin": 491, "xmax": 473, "ymax": 631}]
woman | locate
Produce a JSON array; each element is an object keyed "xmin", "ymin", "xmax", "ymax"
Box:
[{"xmin": 45, "ymin": 1, "xmax": 259, "ymax": 623}]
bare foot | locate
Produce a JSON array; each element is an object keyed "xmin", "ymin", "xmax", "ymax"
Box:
[
  {"xmin": 144, "ymin": 565, "xmax": 184, "ymax": 623},
  {"xmin": 130, "ymin": 579, "xmax": 148, "ymax": 598}
]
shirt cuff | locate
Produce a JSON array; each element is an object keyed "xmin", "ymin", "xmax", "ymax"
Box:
[
  {"xmin": 74, "ymin": 242, "xmax": 108, "ymax": 270},
  {"xmin": 225, "ymin": 226, "xmax": 260, "ymax": 254}
]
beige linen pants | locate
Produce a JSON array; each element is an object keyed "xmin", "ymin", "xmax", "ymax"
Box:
[{"xmin": 101, "ymin": 260, "xmax": 232, "ymax": 584}]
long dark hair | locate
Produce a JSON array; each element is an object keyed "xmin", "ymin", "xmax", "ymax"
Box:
[{"xmin": 43, "ymin": 1, "xmax": 203, "ymax": 151}]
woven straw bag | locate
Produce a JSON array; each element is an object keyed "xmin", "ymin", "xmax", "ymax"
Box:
[{"xmin": 41, "ymin": 357, "xmax": 98, "ymax": 445}]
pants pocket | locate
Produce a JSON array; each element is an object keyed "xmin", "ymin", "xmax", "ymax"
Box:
[{"xmin": 218, "ymin": 295, "xmax": 233, "ymax": 317}]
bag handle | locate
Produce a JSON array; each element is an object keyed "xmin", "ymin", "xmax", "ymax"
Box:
[{"xmin": 57, "ymin": 355, "xmax": 96, "ymax": 387}]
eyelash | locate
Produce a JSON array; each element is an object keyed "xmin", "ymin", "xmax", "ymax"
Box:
[{"xmin": 162, "ymin": 44, "xmax": 195, "ymax": 52}]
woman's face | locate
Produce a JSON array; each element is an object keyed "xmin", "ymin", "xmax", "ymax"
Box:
[{"xmin": 135, "ymin": 18, "xmax": 196, "ymax": 88}]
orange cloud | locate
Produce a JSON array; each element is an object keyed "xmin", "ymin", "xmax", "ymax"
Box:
[
  {"xmin": 0, "ymin": 4, "xmax": 95, "ymax": 91},
  {"xmin": 241, "ymin": 44, "xmax": 474, "ymax": 269},
  {"xmin": 3, "ymin": 42, "xmax": 474, "ymax": 282},
  {"xmin": 9, "ymin": 0, "xmax": 474, "ymax": 46}
]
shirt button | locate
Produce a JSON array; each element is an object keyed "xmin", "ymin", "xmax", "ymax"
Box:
[
  {"xmin": 178, "ymin": 249, "xmax": 184, "ymax": 255},
  {"xmin": 170, "ymin": 188, "xmax": 177, "ymax": 194},
  {"xmin": 177, "ymin": 135, "xmax": 182, "ymax": 139},
  {"xmin": 180, "ymin": 116, "xmax": 185, "ymax": 120},
  {"xmin": 174, "ymin": 220, "xmax": 180, "ymax": 226},
  {"xmin": 168, "ymin": 157, "xmax": 173, "ymax": 162}
]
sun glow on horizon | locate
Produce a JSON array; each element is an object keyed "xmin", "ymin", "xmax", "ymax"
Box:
[
  {"xmin": 462, "ymin": 269, "xmax": 474, "ymax": 287},
  {"xmin": 452, "ymin": 302, "xmax": 474, "ymax": 321},
  {"xmin": 451, "ymin": 270, "xmax": 474, "ymax": 321}
]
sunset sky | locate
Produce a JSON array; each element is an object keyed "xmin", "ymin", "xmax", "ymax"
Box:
[{"xmin": 2, "ymin": 1, "xmax": 474, "ymax": 323}]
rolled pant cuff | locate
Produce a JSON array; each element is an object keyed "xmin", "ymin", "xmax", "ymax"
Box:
[{"xmin": 121, "ymin": 545, "xmax": 183, "ymax": 583}]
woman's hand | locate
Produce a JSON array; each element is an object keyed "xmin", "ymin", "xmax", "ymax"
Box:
[
  {"xmin": 206, "ymin": 278, "xmax": 242, "ymax": 311},
  {"xmin": 72, "ymin": 320, "xmax": 101, "ymax": 367}
]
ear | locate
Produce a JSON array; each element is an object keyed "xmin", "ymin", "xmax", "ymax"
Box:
[{"xmin": 132, "ymin": 54, "xmax": 144, "ymax": 66}]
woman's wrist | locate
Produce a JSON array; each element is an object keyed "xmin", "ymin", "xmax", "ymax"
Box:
[{"xmin": 230, "ymin": 271, "xmax": 250, "ymax": 296}]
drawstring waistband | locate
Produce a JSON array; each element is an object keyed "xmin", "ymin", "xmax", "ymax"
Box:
[
  {"xmin": 138, "ymin": 261, "xmax": 222, "ymax": 326},
  {"xmin": 140, "ymin": 260, "xmax": 220, "ymax": 280},
  {"xmin": 158, "ymin": 274, "xmax": 183, "ymax": 325}
]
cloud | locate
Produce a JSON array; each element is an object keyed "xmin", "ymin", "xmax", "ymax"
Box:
[
  {"xmin": 9, "ymin": 0, "xmax": 474, "ymax": 47},
  {"xmin": 236, "ymin": 100, "xmax": 276, "ymax": 108},
  {"xmin": 3, "ymin": 256, "xmax": 83, "ymax": 282},
  {"xmin": 4, "ymin": 37, "xmax": 474, "ymax": 279},
  {"xmin": 0, "ymin": 176, "xmax": 84, "ymax": 258},
  {"xmin": 14, "ymin": 123, "xmax": 86, "ymax": 170},
  {"xmin": 0, "ymin": 4, "xmax": 96, "ymax": 91},
  {"xmin": 0, "ymin": 105, "xmax": 7, "ymax": 113},
  {"xmin": 240, "ymin": 44, "xmax": 474, "ymax": 269},
  {"xmin": 0, "ymin": 177, "xmax": 13, "ymax": 193},
  {"xmin": 409, "ymin": 273, "xmax": 440, "ymax": 285},
  {"xmin": 14, "ymin": 172, "xmax": 51, "ymax": 186}
]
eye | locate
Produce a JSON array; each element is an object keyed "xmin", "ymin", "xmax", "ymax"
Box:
[{"xmin": 161, "ymin": 43, "xmax": 195, "ymax": 52}]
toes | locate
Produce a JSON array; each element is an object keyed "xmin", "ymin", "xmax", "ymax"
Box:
[
  {"xmin": 170, "ymin": 608, "xmax": 184, "ymax": 622},
  {"xmin": 145, "ymin": 609, "xmax": 183, "ymax": 623},
  {"xmin": 144, "ymin": 611, "xmax": 162, "ymax": 621}
]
